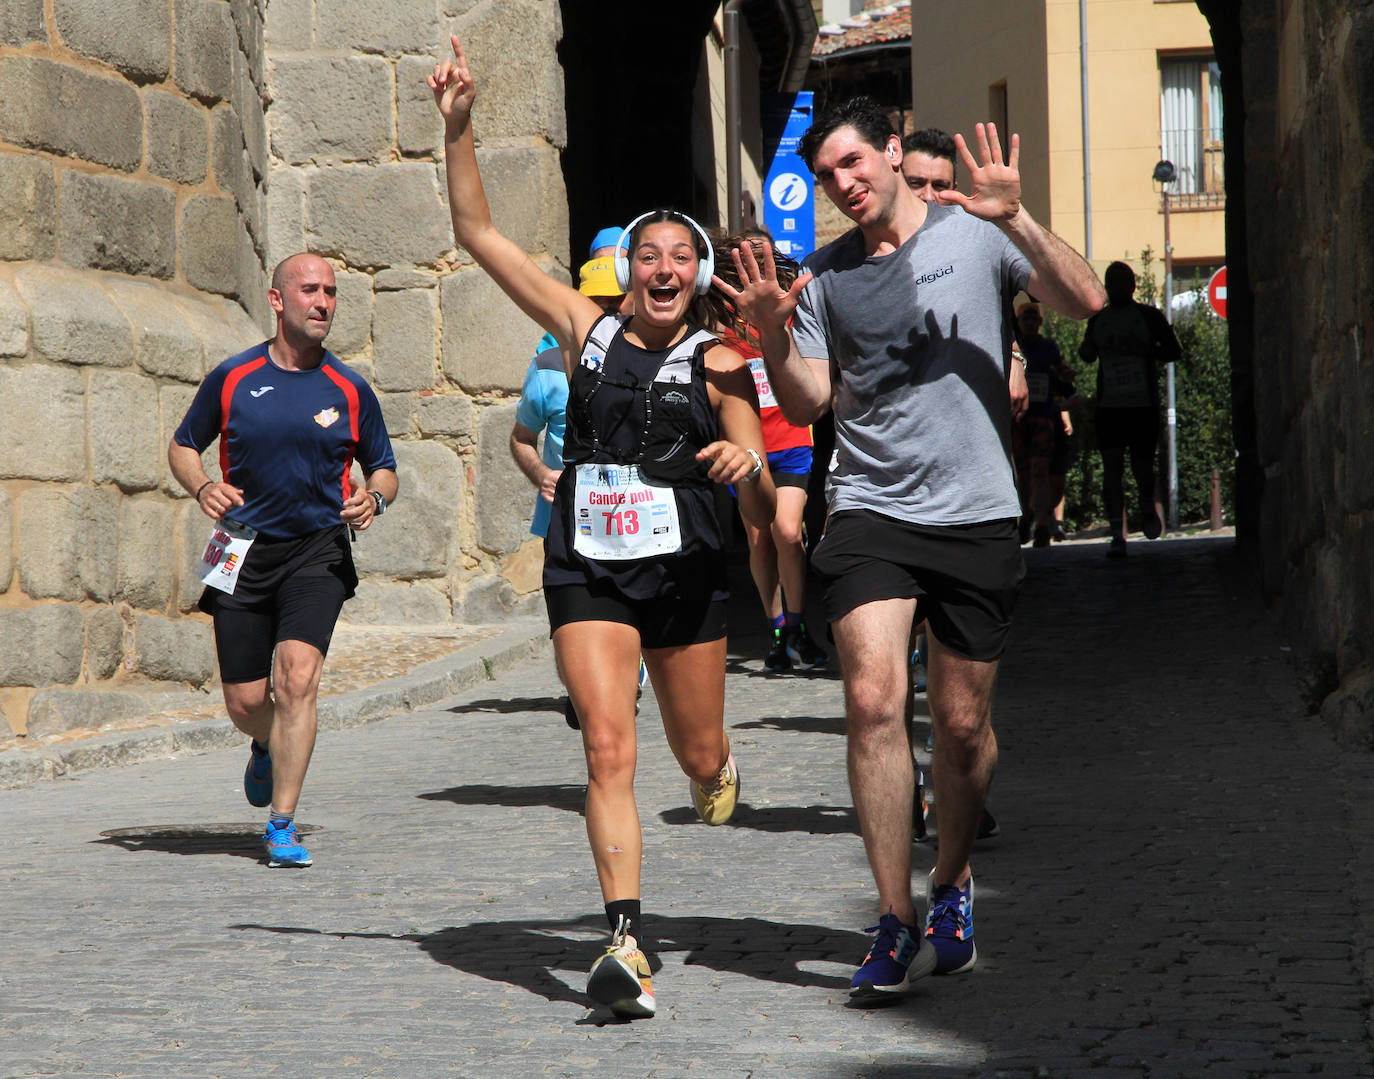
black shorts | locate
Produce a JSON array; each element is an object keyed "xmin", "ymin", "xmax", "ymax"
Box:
[
  {"xmin": 1096, "ymin": 406, "xmax": 1159, "ymax": 454},
  {"xmin": 545, "ymin": 581, "xmax": 727, "ymax": 649},
  {"xmin": 1049, "ymin": 422, "xmax": 1073, "ymax": 477},
  {"xmin": 200, "ymin": 525, "xmax": 356, "ymax": 683},
  {"xmin": 811, "ymin": 510, "xmax": 1024, "ymax": 661}
]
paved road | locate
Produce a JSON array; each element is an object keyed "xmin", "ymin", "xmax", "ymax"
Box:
[{"xmin": 3, "ymin": 536, "xmax": 1371, "ymax": 1078}]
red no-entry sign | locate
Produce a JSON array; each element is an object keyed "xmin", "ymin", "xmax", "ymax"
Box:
[{"xmin": 1207, "ymin": 266, "xmax": 1227, "ymax": 320}]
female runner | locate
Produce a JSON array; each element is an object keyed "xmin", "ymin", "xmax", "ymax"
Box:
[
  {"xmin": 430, "ymin": 36, "xmax": 775, "ymax": 1020},
  {"xmin": 707, "ymin": 229, "xmax": 828, "ymax": 673}
]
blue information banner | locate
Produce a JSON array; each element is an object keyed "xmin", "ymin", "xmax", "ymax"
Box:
[{"xmin": 761, "ymin": 91, "xmax": 814, "ymax": 262}]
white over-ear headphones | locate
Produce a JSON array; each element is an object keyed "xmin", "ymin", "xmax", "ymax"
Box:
[{"xmin": 613, "ymin": 210, "xmax": 716, "ymax": 296}]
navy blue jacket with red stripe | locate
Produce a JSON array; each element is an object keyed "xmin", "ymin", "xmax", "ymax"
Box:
[{"xmin": 174, "ymin": 343, "xmax": 397, "ymax": 539}]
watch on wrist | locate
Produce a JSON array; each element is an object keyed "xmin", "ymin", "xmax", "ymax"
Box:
[
  {"xmin": 369, "ymin": 490, "xmax": 386, "ymax": 516},
  {"xmin": 741, "ymin": 448, "xmax": 763, "ymax": 483}
]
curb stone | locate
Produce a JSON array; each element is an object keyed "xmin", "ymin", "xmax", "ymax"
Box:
[{"xmin": 0, "ymin": 620, "xmax": 550, "ymax": 790}]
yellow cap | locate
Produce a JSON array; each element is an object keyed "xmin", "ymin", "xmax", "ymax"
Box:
[{"xmin": 578, "ymin": 256, "xmax": 623, "ymax": 298}]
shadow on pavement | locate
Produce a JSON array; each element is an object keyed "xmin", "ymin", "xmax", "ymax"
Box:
[
  {"xmin": 231, "ymin": 912, "xmax": 866, "ymax": 1005},
  {"xmin": 445, "ymin": 694, "xmax": 564, "ymax": 716},
  {"xmin": 732, "ymin": 713, "xmax": 847, "ymax": 735},
  {"xmin": 722, "ymin": 658, "xmax": 839, "ymax": 681},
  {"xmin": 657, "ymin": 802, "xmax": 860, "ymax": 835},
  {"xmin": 94, "ymin": 822, "xmax": 322, "ymax": 861},
  {"xmin": 418, "ymin": 782, "xmax": 586, "ymax": 814}
]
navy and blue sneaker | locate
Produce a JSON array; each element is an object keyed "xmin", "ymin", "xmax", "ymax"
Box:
[
  {"xmin": 787, "ymin": 623, "xmax": 829, "ymax": 669},
  {"xmin": 263, "ymin": 820, "xmax": 312, "ymax": 868},
  {"xmin": 848, "ymin": 912, "xmax": 936, "ymax": 1003},
  {"xmin": 925, "ymin": 870, "xmax": 976, "ymax": 974},
  {"xmin": 243, "ymin": 741, "xmax": 272, "ymax": 808}
]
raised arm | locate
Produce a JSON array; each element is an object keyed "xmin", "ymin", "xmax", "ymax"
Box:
[
  {"xmin": 938, "ymin": 123, "xmax": 1105, "ymax": 320},
  {"xmin": 712, "ymin": 242, "xmax": 831, "ymax": 425},
  {"xmin": 430, "ymin": 35, "xmax": 598, "ymax": 349}
]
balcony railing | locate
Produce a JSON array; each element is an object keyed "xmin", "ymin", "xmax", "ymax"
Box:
[{"xmin": 1160, "ymin": 127, "xmax": 1225, "ymax": 208}]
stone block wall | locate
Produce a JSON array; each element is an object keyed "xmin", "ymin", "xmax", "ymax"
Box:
[
  {"xmin": 0, "ymin": 0, "xmax": 567, "ymax": 738},
  {"xmin": 1238, "ymin": 1, "xmax": 1374, "ymax": 742}
]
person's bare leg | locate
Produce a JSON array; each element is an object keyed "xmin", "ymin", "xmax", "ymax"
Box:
[
  {"xmin": 744, "ymin": 520, "xmax": 782, "ymax": 620},
  {"xmin": 647, "ymin": 637, "xmax": 730, "ymax": 786},
  {"xmin": 772, "ymin": 486, "xmax": 810, "ymax": 615},
  {"xmin": 925, "ymin": 632, "xmax": 999, "ymax": 890},
  {"xmin": 556, "ymin": 621, "xmax": 644, "ymax": 902},
  {"xmin": 832, "ymin": 597, "xmax": 920, "ymax": 924},
  {"xmin": 251, "ymin": 638, "xmax": 325, "ymax": 816}
]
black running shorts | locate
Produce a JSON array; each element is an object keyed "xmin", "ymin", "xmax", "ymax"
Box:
[
  {"xmin": 200, "ymin": 525, "xmax": 356, "ymax": 683},
  {"xmin": 545, "ymin": 581, "xmax": 727, "ymax": 649},
  {"xmin": 811, "ymin": 510, "xmax": 1024, "ymax": 661}
]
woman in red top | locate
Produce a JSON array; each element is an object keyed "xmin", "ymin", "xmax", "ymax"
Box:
[{"xmin": 710, "ymin": 230, "xmax": 828, "ymax": 672}]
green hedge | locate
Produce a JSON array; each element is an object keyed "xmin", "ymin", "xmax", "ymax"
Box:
[{"xmin": 1041, "ymin": 249, "xmax": 1233, "ymax": 531}]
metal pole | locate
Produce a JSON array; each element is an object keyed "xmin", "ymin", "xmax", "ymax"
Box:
[
  {"xmin": 724, "ymin": 1, "xmax": 744, "ymax": 233},
  {"xmin": 1079, "ymin": 0, "xmax": 1092, "ymax": 259},
  {"xmin": 1162, "ymin": 186, "xmax": 1178, "ymax": 532}
]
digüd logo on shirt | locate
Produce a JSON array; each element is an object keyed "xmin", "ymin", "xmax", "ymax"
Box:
[{"xmin": 915, "ymin": 265, "xmax": 955, "ymax": 285}]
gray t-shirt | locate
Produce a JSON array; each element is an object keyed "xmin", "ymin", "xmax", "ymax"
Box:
[{"xmin": 793, "ymin": 203, "xmax": 1030, "ymax": 525}]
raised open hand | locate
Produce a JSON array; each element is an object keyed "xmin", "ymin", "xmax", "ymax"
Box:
[
  {"xmin": 428, "ymin": 34, "xmax": 476, "ymax": 132},
  {"xmin": 711, "ymin": 240, "xmax": 812, "ymax": 334},
  {"xmin": 936, "ymin": 122, "xmax": 1023, "ymax": 223}
]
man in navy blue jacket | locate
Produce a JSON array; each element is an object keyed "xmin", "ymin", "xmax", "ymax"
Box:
[{"xmin": 169, "ymin": 252, "xmax": 398, "ymax": 869}]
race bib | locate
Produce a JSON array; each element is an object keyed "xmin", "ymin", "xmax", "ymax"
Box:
[
  {"xmin": 749, "ymin": 357, "xmax": 778, "ymax": 409},
  {"xmin": 572, "ymin": 464, "xmax": 681, "ymax": 561},
  {"xmin": 1099, "ymin": 354, "xmax": 1150, "ymax": 407},
  {"xmin": 1026, "ymin": 371, "xmax": 1051, "ymax": 405},
  {"xmin": 197, "ymin": 518, "xmax": 257, "ymax": 595}
]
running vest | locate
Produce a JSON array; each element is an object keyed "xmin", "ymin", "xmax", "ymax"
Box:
[
  {"xmin": 542, "ymin": 315, "xmax": 728, "ymax": 600},
  {"xmin": 562, "ymin": 314, "xmax": 719, "ymax": 486}
]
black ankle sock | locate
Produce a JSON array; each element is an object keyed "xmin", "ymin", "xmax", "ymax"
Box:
[
  {"xmin": 605, "ymin": 899, "xmax": 642, "ymax": 944},
  {"xmin": 251, "ymin": 739, "xmax": 269, "ymax": 757}
]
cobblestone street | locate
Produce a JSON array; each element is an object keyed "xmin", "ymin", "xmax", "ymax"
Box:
[{"xmin": 2, "ymin": 535, "xmax": 1371, "ymax": 1078}]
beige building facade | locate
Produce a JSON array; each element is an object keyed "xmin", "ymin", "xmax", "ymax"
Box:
[{"xmin": 909, "ymin": 0, "xmax": 1223, "ymax": 277}]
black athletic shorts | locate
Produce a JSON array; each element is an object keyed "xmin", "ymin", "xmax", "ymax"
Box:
[
  {"xmin": 1095, "ymin": 406, "xmax": 1159, "ymax": 454},
  {"xmin": 811, "ymin": 510, "xmax": 1025, "ymax": 661},
  {"xmin": 199, "ymin": 524, "xmax": 356, "ymax": 683},
  {"xmin": 1049, "ymin": 421, "xmax": 1073, "ymax": 477},
  {"xmin": 545, "ymin": 581, "xmax": 727, "ymax": 649}
]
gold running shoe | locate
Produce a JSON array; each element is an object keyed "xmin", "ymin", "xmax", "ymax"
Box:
[
  {"xmin": 690, "ymin": 750, "xmax": 739, "ymax": 826},
  {"xmin": 586, "ymin": 916, "xmax": 655, "ymax": 1018}
]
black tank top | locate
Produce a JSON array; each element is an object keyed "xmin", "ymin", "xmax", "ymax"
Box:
[{"xmin": 543, "ymin": 316, "xmax": 728, "ymax": 601}]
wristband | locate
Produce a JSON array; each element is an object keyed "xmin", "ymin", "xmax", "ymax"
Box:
[
  {"xmin": 195, "ymin": 481, "xmax": 214, "ymax": 503},
  {"xmin": 369, "ymin": 490, "xmax": 386, "ymax": 516},
  {"xmin": 1011, "ymin": 347, "xmax": 1027, "ymax": 367},
  {"xmin": 741, "ymin": 448, "xmax": 763, "ymax": 483}
]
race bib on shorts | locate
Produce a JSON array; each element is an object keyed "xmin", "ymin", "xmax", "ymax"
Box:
[
  {"xmin": 1099, "ymin": 354, "xmax": 1151, "ymax": 407},
  {"xmin": 197, "ymin": 518, "xmax": 257, "ymax": 595},
  {"xmin": 1026, "ymin": 371, "xmax": 1051, "ymax": 405},
  {"xmin": 749, "ymin": 357, "xmax": 778, "ymax": 409},
  {"xmin": 572, "ymin": 464, "xmax": 681, "ymax": 560}
]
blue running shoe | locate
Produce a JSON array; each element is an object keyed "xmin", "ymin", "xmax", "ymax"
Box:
[
  {"xmin": 638, "ymin": 659, "xmax": 648, "ymax": 691},
  {"xmin": 263, "ymin": 821, "xmax": 312, "ymax": 868},
  {"xmin": 848, "ymin": 912, "xmax": 935, "ymax": 1003},
  {"xmin": 243, "ymin": 742, "xmax": 272, "ymax": 808},
  {"xmin": 925, "ymin": 870, "xmax": 976, "ymax": 974}
]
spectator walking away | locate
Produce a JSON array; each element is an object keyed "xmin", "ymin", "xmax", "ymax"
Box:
[
  {"xmin": 1012, "ymin": 301, "xmax": 1077, "ymax": 547},
  {"xmin": 1078, "ymin": 260, "xmax": 1182, "ymax": 558}
]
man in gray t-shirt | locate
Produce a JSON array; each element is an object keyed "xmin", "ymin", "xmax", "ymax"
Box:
[{"xmin": 723, "ymin": 96, "xmax": 1104, "ymax": 1002}]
